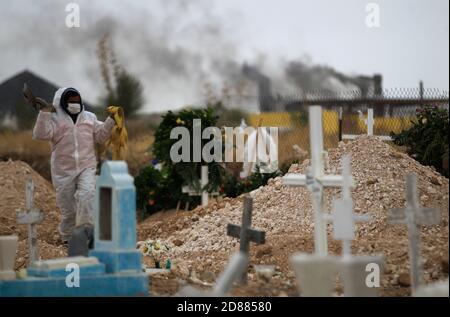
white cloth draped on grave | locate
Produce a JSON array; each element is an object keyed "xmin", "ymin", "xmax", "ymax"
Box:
[{"xmin": 240, "ymin": 127, "xmax": 278, "ymax": 178}]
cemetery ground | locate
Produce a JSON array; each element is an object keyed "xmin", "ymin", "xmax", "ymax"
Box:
[{"xmin": 0, "ymin": 136, "xmax": 448, "ymax": 297}]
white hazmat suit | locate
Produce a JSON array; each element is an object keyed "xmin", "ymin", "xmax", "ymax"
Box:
[{"xmin": 32, "ymin": 87, "xmax": 115, "ymax": 241}]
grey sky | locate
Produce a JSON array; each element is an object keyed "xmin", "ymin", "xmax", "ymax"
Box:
[
  {"xmin": 216, "ymin": 0, "xmax": 449, "ymax": 88},
  {"xmin": 0, "ymin": 0, "xmax": 448, "ymax": 112}
]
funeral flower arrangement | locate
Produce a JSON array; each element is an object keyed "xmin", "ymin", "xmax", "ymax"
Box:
[
  {"xmin": 137, "ymin": 239, "xmax": 171, "ymax": 268},
  {"xmin": 135, "ymin": 105, "xmax": 284, "ymax": 217},
  {"xmin": 135, "ymin": 107, "xmax": 224, "ymax": 217}
]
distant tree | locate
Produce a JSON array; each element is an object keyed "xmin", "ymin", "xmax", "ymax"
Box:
[
  {"xmin": 97, "ymin": 34, "xmax": 144, "ymax": 118},
  {"xmin": 113, "ymin": 69, "xmax": 144, "ymax": 118}
]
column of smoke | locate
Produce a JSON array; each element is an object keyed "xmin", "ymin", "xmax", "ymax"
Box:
[
  {"xmin": 241, "ymin": 60, "xmax": 382, "ymax": 112},
  {"xmin": 1, "ymin": 0, "xmax": 382, "ymax": 113}
]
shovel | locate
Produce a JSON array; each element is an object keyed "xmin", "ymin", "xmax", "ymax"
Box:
[{"xmin": 22, "ymin": 83, "xmax": 56, "ymax": 112}]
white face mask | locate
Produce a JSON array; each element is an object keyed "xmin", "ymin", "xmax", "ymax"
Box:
[{"xmin": 67, "ymin": 103, "xmax": 81, "ymax": 114}]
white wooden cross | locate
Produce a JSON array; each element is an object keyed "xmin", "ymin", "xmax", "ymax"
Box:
[
  {"xmin": 178, "ymin": 251, "xmax": 249, "ymax": 297},
  {"xmin": 182, "ymin": 165, "xmax": 218, "ymax": 207},
  {"xmin": 389, "ymin": 173, "xmax": 440, "ymax": 292},
  {"xmin": 283, "ymin": 106, "xmax": 353, "ymax": 255},
  {"xmin": 368, "ymin": 108, "xmax": 374, "ymax": 136},
  {"xmin": 322, "ymin": 155, "xmax": 383, "ymax": 297},
  {"xmin": 356, "ymin": 108, "xmax": 374, "ymax": 136},
  {"xmin": 16, "ymin": 177, "xmax": 44, "ymax": 266},
  {"xmin": 211, "ymin": 251, "xmax": 249, "ymax": 296},
  {"xmin": 343, "ymin": 108, "xmax": 392, "ymax": 141},
  {"xmin": 323, "ymin": 155, "xmax": 370, "ymax": 257}
]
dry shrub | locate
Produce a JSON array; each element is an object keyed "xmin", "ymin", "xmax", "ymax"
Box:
[
  {"xmin": 0, "ymin": 131, "xmax": 51, "ymax": 180},
  {"xmin": 126, "ymin": 134, "xmax": 154, "ymax": 176},
  {"xmin": 0, "ymin": 129, "xmax": 156, "ymax": 180}
]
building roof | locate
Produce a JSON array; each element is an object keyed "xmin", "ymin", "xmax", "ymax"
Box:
[
  {"xmin": 0, "ymin": 69, "xmax": 95, "ymax": 117},
  {"xmin": 0, "ymin": 69, "xmax": 59, "ymax": 115}
]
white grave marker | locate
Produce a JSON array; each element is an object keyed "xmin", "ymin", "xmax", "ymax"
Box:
[
  {"xmin": 339, "ymin": 255, "xmax": 384, "ymax": 297},
  {"xmin": 17, "ymin": 178, "xmax": 44, "ymax": 266},
  {"xmin": 343, "ymin": 108, "xmax": 392, "ymax": 141},
  {"xmin": 389, "ymin": 173, "xmax": 440, "ymax": 292},
  {"xmin": 0, "ymin": 236, "xmax": 19, "ymax": 280},
  {"xmin": 290, "ymin": 253, "xmax": 339, "ymax": 297},
  {"xmin": 182, "ymin": 165, "xmax": 218, "ymax": 207},
  {"xmin": 283, "ymin": 106, "xmax": 352, "ymax": 255},
  {"xmin": 325, "ymin": 155, "xmax": 384, "ymax": 297},
  {"xmin": 178, "ymin": 251, "xmax": 249, "ymax": 297},
  {"xmin": 211, "ymin": 251, "xmax": 249, "ymax": 296},
  {"xmin": 366, "ymin": 108, "xmax": 374, "ymax": 136},
  {"xmin": 324, "ymin": 155, "xmax": 370, "ymax": 257},
  {"xmin": 357, "ymin": 108, "xmax": 374, "ymax": 136},
  {"xmin": 291, "ymin": 154, "xmax": 384, "ymax": 297}
]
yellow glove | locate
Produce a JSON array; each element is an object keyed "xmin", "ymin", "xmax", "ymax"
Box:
[{"xmin": 106, "ymin": 106, "xmax": 128, "ymax": 160}]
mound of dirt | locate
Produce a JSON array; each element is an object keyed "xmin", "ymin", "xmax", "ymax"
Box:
[
  {"xmin": 140, "ymin": 136, "xmax": 449, "ymax": 296},
  {"xmin": 1, "ymin": 136, "xmax": 448, "ymax": 297},
  {"xmin": 0, "ymin": 159, "xmax": 66, "ymax": 269}
]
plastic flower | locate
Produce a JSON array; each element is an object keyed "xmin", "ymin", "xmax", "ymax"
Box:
[
  {"xmin": 146, "ymin": 240, "xmax": 170, "ymax": 262},
  {"xmin": 138, "ymin": 239, "xmax": 171, "ymax": 263},
  {"xmin": 136, "ymin": 241, "xmax": 151, "ymax": 256}
]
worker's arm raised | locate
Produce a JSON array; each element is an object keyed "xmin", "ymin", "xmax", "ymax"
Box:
[{"xmin": 94, "ymin": 115, "xmax": 115, "ymax": 144}]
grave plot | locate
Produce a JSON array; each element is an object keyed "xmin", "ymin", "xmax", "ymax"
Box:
[
  {"xmin": 16, "ymin": 177, "xmax": 44, "ymax": 265},
  {"xmin": 290, "ymin": 153, "xmax": 385, "ymax": 297},
  {"xmin": 1, "ymin": 136, "xmax": 448, "ymax": 296},
  {"xmin": 0, "ymin": 160, "xmax": 67, "ymax": 269},
  {"xmin": 1, "ymin": 161, "xmax": 148, "ymax": 296},
  {"xmin": 388, "ymin": 174, "xmax": 440, "ymax": 293},
  {"xmin": 226, "ymin": 195, "xmax": 266, "ymax": 284},
  {"xmin": 140, "ymin": 135, "xmax": 448, "ymax": 297}
]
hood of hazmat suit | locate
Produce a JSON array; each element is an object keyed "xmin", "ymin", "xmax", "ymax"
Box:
[{"xmin": 32, "ymin": 87, "xmax": 115, "ymax": 240}]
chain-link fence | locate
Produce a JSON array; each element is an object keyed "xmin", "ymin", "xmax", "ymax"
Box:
[{"xmin": 219, "ymin": 88, "xmax": 449, "ymax": 168}]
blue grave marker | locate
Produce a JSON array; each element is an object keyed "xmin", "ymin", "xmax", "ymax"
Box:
[
  {"xmin": 0, "ymin": 161, "xmax": 149, "ymax": 297},
  {"xmin": 90, "ymin": 161, "xmax": 142, "ymax": 273}
]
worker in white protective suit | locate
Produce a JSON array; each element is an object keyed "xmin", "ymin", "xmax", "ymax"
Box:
[{"xmin": 32, "ymin": 87, "xmax": 115, "ymax": 244}]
